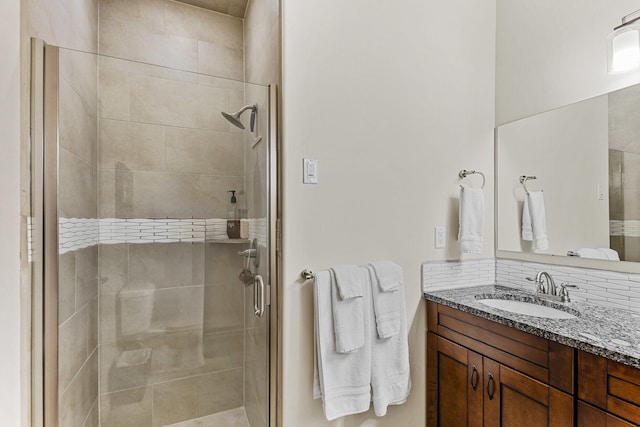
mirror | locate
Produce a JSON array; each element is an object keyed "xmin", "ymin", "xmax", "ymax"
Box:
[{"xmin": 496, "ymin": 82, "xmax": 640, "ymax": 269}]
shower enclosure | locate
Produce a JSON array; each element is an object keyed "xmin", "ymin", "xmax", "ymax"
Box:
[{"xmin": 30, "ymin": 40, "xmax": 278, "ymax": 427}]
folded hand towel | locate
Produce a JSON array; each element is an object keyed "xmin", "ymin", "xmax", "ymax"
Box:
[
  {"xmin": 458, "ymin": 186, "xmax": 484, "ymax": 254},
  {"xmin": 367, "ymin": 266, "xmax": 411, "ymax": 417},
  {"xmin": 332, "ymin": 264, "xmax": 366, "ymax": 299},
  {"xmin": 523, "ymin": 191, "xmax": 548, "ymax": 251},
  {"xmin": 368, "ymin": 260, "xmax": 403, "ymax": 292},
  {"xmin": 369, "ymin": 261, "xmax": 404, "ymax": 338},
  {"xmin": 313, "ymin": 270, "xmax": 372, "ymax": 420},
  {"xmin": 330, "ymin": 266, "xmax": 366, "ymax": 353}
]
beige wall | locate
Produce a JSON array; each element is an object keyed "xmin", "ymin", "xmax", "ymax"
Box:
[
  {"xmin": 496, "ymin": 0, "xmax": 640, "ymax": 125},
  {"xmin": 281, "ymin": 1, "xmax": 496, "ymax": 426},
  {"xmin": 0, "ymin": 0, "xmax": 23, "ymax": 425}
]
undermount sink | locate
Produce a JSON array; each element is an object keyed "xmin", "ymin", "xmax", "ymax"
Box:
[{"xmin": 475, "ymin": 296, "xmax": 578, "ymax": 319}]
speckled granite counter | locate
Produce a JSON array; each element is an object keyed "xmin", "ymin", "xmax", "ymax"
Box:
[{"xmin": 424, "ymin": 285, "xmax": 640, "ymax": 369}]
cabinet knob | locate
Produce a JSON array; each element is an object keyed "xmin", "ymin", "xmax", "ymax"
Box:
[
  {"xmin": 470, "ymin": 365, "xmax": 479, "ymax": 391},
  {"xmin": 486, "ymin": 373, "xmax": 496, "ymax": 400}
]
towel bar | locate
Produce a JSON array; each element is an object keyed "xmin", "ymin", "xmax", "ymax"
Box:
[
  {"xmin": 519, "ymin": 175, "xmax": 538, "ymax": 194},
  {"xmin": 301, "ymin": 269, "xmax": 315, "ymax": 280},
  {"xmin": 458, "ymin": 169, "xmax": 485, "ymax": 189}
]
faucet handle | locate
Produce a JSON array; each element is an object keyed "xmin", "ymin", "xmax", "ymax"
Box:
[
  {"xmin": 559, "ymin": 283, "xmax": 578, "ymax": 302},
  {"xmin": 525, "ymin": 277, "xmax": 536, "ymax": 282}
]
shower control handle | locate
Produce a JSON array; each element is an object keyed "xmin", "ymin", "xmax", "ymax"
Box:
[
  {"xmin": 254, "ymin": 274, "xmax": 266, "ymax": 318},
  {"xmin": 238, "ymin": 248, "xmax": 257, "ymax": 258}
]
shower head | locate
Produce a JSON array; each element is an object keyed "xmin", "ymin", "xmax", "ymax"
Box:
[{"xmin": 221, "ymin": 104, "xmax": 257, "ymax": 130}]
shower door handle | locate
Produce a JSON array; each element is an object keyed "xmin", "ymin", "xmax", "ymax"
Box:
[{"xmin": 254, "ymin": 274, "xmax": 266, "ymax": 318}]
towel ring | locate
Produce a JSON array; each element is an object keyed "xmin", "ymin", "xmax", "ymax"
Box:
[
  {"xmin": 519, "ymin": 175, "xmax": 538, "ymax": 195},
  {"xmin": 458, "ymin": 169, "xmax": 485, "ymax": 189},
  {"xmin": 301, "ymin": 269, "xmax": 315, "ymax": 280}
]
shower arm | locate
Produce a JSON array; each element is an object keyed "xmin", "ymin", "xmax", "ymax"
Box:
[{"xmin": 236, "ymin": 104, "xmax": 257, "ymax": 115}]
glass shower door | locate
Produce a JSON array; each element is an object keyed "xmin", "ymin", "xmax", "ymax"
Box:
[{"xmin": 37, "ymin": 42, "xmax": 274, "ymax": 427}]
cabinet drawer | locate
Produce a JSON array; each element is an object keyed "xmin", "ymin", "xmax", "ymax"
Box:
[
  {"xmin": 427, "ymin": 301, "xmax": 574, "ymax": 394},
  {"xmin": 578, "ymin": 401, "xmax": 636, "ymax": 427},
  {"xmin": 579, "ymin": 350, "xmax": 640, "ymax": 425}
]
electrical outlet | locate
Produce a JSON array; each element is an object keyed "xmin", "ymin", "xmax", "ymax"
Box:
[
  {"xmin": 303, "ymin": 158, "xmax": 318, "ymax": 184},
  {"xmin": 435, "ymin": 226, "xmax": 446, "ymax": 249}
]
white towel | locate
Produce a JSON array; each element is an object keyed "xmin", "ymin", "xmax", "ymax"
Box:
[
  {"xmin": 598, "ymin": 248, "xmax": 620, "ymax": 261},
  {"xmin": 458, "ymin": 186, "xmax": 484, "ymax": 254},
  {"xmin": 313, "ymin": 270, "xmax": 372, "ymax": 420},
  {"xmin": 572, "ymin": 248, "xmax": 620, "ymax": 261},
  {"xmin": 330, "ymin": 266, "xmax": 366, "ymax": 353},
  {"xmin": 367, "ymin": 266, "xmax": 411, "ymax": 417},
  {"xmin": 368, "ymin": 260, "xmax": 402, "ymax": 292},
  {"xmin": 369, "ymin": 261, "xmax": 403, "ymax": 338},
  {"xmin": 332, "ymin": 264, "xmax": 366, "ymax": 299},
  {"xmin": 522, "ymin": 191, "xmax": 548, "ymax": 251},
  {"xmin": 522, "ymin": 196, "xmax": 533, "ymax": 241}
]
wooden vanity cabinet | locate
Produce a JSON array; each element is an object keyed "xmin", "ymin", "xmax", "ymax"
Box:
[
  {"xmin": 427, "ymin": 301, "xmax": 574, "ymax": 427},
  {"xmin": 578, "ymin": 350, "xmax": 640, "ymax": 426}
]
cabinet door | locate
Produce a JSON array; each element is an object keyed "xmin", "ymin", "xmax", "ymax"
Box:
[
  {"xmin": 484, "ymin": 362, "xmax": 573, "ymax": 427},
  {"xmin": 427, "ymin": 333, "xmax": 483, "ymax": 427}
]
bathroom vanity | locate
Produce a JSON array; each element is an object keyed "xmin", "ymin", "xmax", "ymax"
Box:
[{"xmin": 425, "ymin": 286, "xmax": 640, "ymax": 427}]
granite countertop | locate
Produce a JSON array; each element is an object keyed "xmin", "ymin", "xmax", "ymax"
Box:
[{"xmin": 424, "ymin": 284, "xmax": 640, "ymax": 369}]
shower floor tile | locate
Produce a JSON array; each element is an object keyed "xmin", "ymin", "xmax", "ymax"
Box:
[{"xmin": 164, "ymin": 407, "xmax": 249, "ymax": 427}]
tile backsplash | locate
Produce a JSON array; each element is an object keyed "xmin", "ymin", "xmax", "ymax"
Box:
[
  {"xmin": 421, "ymin": 259, "xmax": 495, "ymax": 291},
  {"xmin": 422, "ymin": 258, "xmax": 640, "ymax": 313},
  {"xmin": 496, "ymin": 259, "xmax": 640, "ymax": 313}
]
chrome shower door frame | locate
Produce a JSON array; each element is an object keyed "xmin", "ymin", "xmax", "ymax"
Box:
[{"xmin": 30, "ymin": 39, "xmax": 60, "ymax": 427}]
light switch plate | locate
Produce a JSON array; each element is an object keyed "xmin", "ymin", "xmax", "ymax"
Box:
[{"xmin": 303, "ymin": 158, "xmax": 318, "ymax": 184}]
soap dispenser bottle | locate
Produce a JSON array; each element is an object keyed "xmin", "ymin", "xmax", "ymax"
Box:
[{"xmin": 227, "ymin": 190, "xmax": 240, "ymax": 239}]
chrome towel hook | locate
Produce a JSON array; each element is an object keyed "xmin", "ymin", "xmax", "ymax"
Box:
[
  {"xmin": 519, "ymin": 175, "xmax": 538, "ymax": 195},
  {"xmin": 458, "ymin": 169, "xmax": 485, "ymax": 189}
]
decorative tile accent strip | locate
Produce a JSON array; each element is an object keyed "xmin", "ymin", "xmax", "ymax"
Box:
[
  {"xmin": 99, "ymin": 218, "xmax": 208, "ymax": 244},
  {"xmin": 59, "ymin": 218, "xmax": 99, "ymax": 254},
  {"xmin": 58, "ymin": 217, "xmax": 269, "ymax": 254},
  {"xmin": 422, "ymin": 259, "xmax": 496, "ymax": 292},
  {"xmin": 610, "ymin": 220, "xmax": 640, "ymax": 237},
  {"xmin": 496, "ymin": 259, "xmax": 640, "ymax": 313}
]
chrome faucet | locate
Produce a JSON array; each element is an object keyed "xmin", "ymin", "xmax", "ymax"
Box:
[
  {"xmin": 535, "ymin": 271, "xmax": 556, "ymax": 295},
  {"xmin": 526, "ymin": 271, "xmax": 577, "ymax": 303}
]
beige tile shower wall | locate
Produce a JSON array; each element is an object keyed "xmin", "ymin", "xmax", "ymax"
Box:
[
  {"xmin": 98, "ymin": 242, "xmax": 245, "ymax": 426},
  {"xmin": 99, "ymin": 0, "xmax": 244, "ymax": 80},
  {"xmin": 97, "ymin": 58, "xmax": 246, "ymax": 220},
  {"xmin": 57, "ymin": 47, "xmax": 100, "ymax": 427},
  {"xmin": 244, "ymin": 0, "xmax": 280, "ymax": 85},
  {"xmin": 27, "ymin": 0, "xmax": 98, "ymax": 53},
  {"xmin": 97, "ymin": 2, "xmax": 247, "ymax": 424}
]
